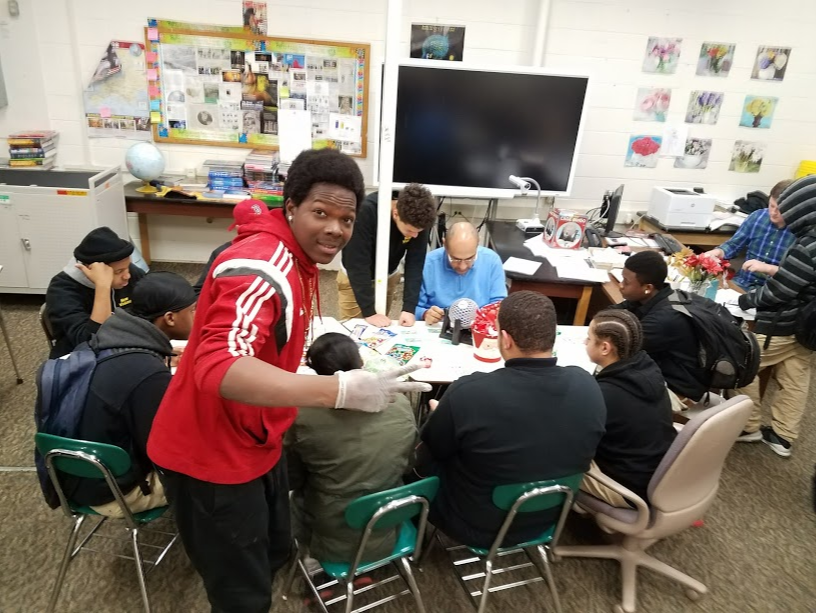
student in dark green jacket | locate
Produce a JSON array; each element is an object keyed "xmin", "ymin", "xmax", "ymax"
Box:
[{"xmin": 285, "ymin": 333, "xmax": 417, "ymax": 562}]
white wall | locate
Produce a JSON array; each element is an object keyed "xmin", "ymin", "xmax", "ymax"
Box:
[
  {"xmin": 9, "ymin": 0, "xmax": 815, "ymax": 261},
  {"xmin": 0, "ymin": 0, "xmax": 49, "ymax": 141},
  {"xmin": 545, "ymin": 0, "xmax": 817, "ymax": 214}
]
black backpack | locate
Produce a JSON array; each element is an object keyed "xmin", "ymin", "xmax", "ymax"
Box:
[
  {"xmin": 34, "ymin": 342, "xmax": 155, "ymax": 509},
  {"xmin": 795, "ymin": 295, "xmax": 816, "ymax": 351},
  {"xmin": 667, "ymin": 290, "xmax": 761, "ymax": 390}
]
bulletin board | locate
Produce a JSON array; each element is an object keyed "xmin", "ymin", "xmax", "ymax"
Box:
[{"xmin": 144, "ymin": 19, "xmax": 370, "ymax": 156}]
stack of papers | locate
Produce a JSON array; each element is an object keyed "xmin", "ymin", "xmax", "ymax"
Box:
[
  {"xmin": 716, "ymin": 288, "xmax": 756, "ymax": 320},
  {"xmin": 589, "ymin": 247, "xmax": 629, "ymax": 270},
  {"xmin": 556, "ymin": 262, "xmax": 611, "ymax": 283},
  {"xmin": 503, "ymin": 257, "xmax": 542, "ymax": 276}
]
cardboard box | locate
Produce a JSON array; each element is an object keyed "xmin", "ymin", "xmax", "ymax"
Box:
[{"xmin": 543, "ymin": 209, "xmax": 588, "ymax": 250}]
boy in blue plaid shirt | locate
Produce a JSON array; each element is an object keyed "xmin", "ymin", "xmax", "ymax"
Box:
[{"xmin": 705, "ymin": 180, "xmax": 795, "ymax": 290}]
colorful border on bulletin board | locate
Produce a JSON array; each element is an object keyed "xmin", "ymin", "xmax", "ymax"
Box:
[{"xmin": 144, "ymin": 18, "xmax": 370, "ymax": 156}]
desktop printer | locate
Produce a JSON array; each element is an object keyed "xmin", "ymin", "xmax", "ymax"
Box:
[{"xmin": 647, "ymin": 187, "xmax": 716, "ymax": 229}]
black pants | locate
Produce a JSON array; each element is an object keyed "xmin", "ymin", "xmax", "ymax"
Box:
[{"xmin": 159, "ymin": 460, "xmax": 291, "ymax": 613}]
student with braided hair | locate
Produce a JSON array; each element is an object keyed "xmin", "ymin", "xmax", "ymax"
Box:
[{"xmin": 583, "ymin": 309, "xmax": 676, "ymax": 507}]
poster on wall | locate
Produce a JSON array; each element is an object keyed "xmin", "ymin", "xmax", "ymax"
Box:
[
  {"xmin": 740, "ymin": 95, "xmax": 777, "ymax": 129},
  {"xmin": 410, "ymin": 24, "xmax": 465, "ymax": 61},
  {"xmin": 242, "ymin": 2, "xmax": 267, "ymax": 36},
  {"xmin": 674, "ymin": 138, "xmax": 712, "ymax": 170},
  {"xmin": 642, "ymin": 37, "xmax": 682, "ymax": 74},
  {"xmin": 696, "ymin": 42, "xmax": 735, "ymax": 77},
  {"xmin": 729, "ymin": 141, "xmax": 765, "ymax": 173},
  {"xmin": 145, "ymin": 19, "xmax": 370, "ymax": 154},
  {"xmin": 685, "ymin": 91, "xmax": 724, "ymax": 125},
  {"xmin": 624, "ymin": 135, "xmax": 662, "ymax": 168},
  {"xmin": 751, "ymin": 46, "xmax": 790, "ymax": 81},
  {"xmin": 83, "ymin": 41, "xmax": 151, "ymax": 140},
  {"xmin": 633, "ymin": 88, "xmax": 671, "ymax": 122}
]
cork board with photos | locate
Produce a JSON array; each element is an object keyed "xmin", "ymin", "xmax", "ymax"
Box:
[{"xmin": 144, "ymin": 19, "xmax": 370, "ymax": 156}]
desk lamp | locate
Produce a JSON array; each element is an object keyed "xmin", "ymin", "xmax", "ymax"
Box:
[{"xmin": 509, "ymin": 175, "xmax": 544, "ymax": 233}]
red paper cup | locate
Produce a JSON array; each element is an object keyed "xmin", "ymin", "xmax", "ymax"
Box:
[{"xmin": 472, "ymin": 329, "xmax": 501, "ymax": 363}]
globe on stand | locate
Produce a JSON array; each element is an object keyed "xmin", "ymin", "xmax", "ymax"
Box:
[{"xmin": 125, "ymin": 142, "xmax": 165, "ymax": 193}]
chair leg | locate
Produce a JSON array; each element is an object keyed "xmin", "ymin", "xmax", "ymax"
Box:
[
  {"xmin": 298, "ymin": 558, "xmax": 329, "ymax": 614},
  {"xmin": 0, "ymin": 305, "xmax": 23, "ymax": 384},
  {"xmin": 398, "ymin": 557, "xmax": 426, "ymax": 612},
  {"xmin": 537, "ymin": 545, "xmax": 562, "ymax": 613},
  {"xmin": 636, "ymin": 552, "xmax": 708, "ymax": 595},
  {"xmin": 619, "ymin": 556, "xmax": 637, "ymax": 613},
  {"xmin": 130, "ymin": 528, "xmax": 151, "ymax": 613},
  {"xmin": 48, "ymin": 515, "xmax": 85, "ymax": 611},
  {"xmin": 415, "ymin": 526, "xmax": 437, "ymax": 570},
  {"xmin": 344, "ymin": 579, "xmax": 355, "ymax": 613},
  {"xmin": 477, "ymin": 559, "xmax": 494, "ymax": 613},
  {"xmin": 279, "ymin": 542, "xmax": 304, "ymax": 601}
]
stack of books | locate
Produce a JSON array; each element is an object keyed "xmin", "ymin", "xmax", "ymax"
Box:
[
  {"xmin": 8, "ymin": 130, "xmax": 58, "ymax": 169},
  {"xmin": 202, "ymin": 159, "xmax": 247, "ymax": 200},
  {"xmin": 244, "ymin": 149, "xmax": 279, "ymax": 187}
]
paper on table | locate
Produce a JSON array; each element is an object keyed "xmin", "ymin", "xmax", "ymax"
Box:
[
  {"xmin": 278, "ymin": 108, "xmax": 312, "ymax": 163},
  {"xmin": 610, "ymin": 269, "xmax": 624, "ymax": 282},
  {"xmin": 503, "ymin": 256, "xmax": 542, "ymax": 276},
  {"xmin": 523, "ymin": 235, "xmax": 588, "ymax": 259},
  {"xmin": 327, "ymin": 112, "xmax": 361, "ymax": 143},
  {"xmin": 557, "ymin": 263, "xmax": 611, "ymax": 283},
  {"xmin": 716, "ymin": 289, "xmax": 756, "ymax": 320}
]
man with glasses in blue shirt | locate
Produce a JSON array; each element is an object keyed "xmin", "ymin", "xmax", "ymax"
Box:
[
  {"xmin": 416, "ymin": 222, "xmax": 508, "ymax": 324},
  {"xmin": 704, "ymin": 179, "xmax": 795, "ymax": 290}
]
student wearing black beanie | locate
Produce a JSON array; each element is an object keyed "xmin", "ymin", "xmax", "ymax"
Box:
[{"xmin": 45, "ymin": 226, "xmax": 145, "ymax": 358}]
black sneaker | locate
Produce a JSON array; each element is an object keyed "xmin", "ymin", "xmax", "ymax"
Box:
[{"xmin": 761, "ymin": 426, "xmax": 792, "ymax": 458}]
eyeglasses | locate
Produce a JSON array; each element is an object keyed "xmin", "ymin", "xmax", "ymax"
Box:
[{"xmin": 447, "ymin": 253, "xmax": 478, "ymax": 265}]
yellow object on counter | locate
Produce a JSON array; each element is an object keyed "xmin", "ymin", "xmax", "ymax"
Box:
[{"xmin": 795, "ymin": 160, "xmax": 815, "ymax": 179}]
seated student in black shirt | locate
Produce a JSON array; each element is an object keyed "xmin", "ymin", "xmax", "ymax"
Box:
[
  {"xmin": 615, "ymin": 250, "xmax": 708, "ymax": 410},
  {"xmin": 415, "ymin": 291, "xmax": 606, "ymax": 548},
  {"xmin": 66, "ymin": 272, "xmax": 197, "ymax": 517},
  {"xmin": 582, "ymin": 309, "xmax": 676, "ymax": 507}
]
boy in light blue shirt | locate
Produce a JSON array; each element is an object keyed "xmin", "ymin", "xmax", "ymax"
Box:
[{"xmin": 415, "ymin": 222, "xmax": 508, "ymax": 324}]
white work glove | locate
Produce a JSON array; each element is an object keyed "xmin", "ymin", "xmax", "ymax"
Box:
[{"xmin": 335, "ymin": 364, "xmax": 432, "ymax": 412}]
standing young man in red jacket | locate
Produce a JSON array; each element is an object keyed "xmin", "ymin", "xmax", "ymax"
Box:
[{"xmin": 148, "ymin": 149, "xmax": 430, "ymax": 612}]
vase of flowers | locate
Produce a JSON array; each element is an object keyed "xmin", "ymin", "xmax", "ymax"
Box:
[
  {"xmin": 670, "ymin": 248, "xmax": 729, "ymax": 297},
  {"xmin": 755, "ymin": 48, "xmax": 788, "ymax": 80},
  {"xmin": 745, "ymin": 97, "xmax": 773, "ymax": 127}
]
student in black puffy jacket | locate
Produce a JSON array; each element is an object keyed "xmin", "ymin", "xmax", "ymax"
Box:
[{"xmin": 582, "ymin": 308, "xmax": 677, "ymax": 507}]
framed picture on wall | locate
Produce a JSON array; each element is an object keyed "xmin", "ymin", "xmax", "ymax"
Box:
[
  {"xmin": 410, "ymin": 24, "xmax": 465, "ymax": 61},
  {"xmin": 751, "ymin": 46, "xmax": 790, "ymax": 81}
]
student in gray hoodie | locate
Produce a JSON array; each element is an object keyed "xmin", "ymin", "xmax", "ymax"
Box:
[
  {"xmin": 63, "ymin": 271, "xmax": 196, "ymax": 517},
  {"xmin": 45, "ymin": 227, "xmax": 145, "ymax": 358}
]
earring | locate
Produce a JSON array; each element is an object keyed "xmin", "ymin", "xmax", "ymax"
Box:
[
  {"xmin": 288, "ymin": 215, "xmax": 293, "ymax": 223},
  {"xmin": 644, "ymin": 290, "xmax": 649, "ymax": 295}
]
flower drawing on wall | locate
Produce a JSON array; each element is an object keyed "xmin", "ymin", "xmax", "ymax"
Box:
[
  {"xmin": 674, "ymin": 138, "xmax": 712, "ymax": 169},
  {"xmin": 642, "ymin": 37, "xmax": 682, "ymax": 74},
  {"xmin": 729, "ymin": 141, "xmax": 765, "ymax": 173},
  {"xmin": 685, "ymin": 91, "xmax": 724, "ymax": 125},
  {"xmin": 740, "ymin": 96, "xmax": 778, "ymax": 129},
  {"xmin": 696, "ymin": 42, "xmax": 735, "ymax": 77},
  {"xmin": 625, "ymin": 135, "xmax": 662, "ymax": 168},
  {"xmin": 634, "ymin": 88, "xmax": 671, "ymax": 122},
  {"xmin": 751, "ymin": 46, "xmax": 790, "ymax": 81}
]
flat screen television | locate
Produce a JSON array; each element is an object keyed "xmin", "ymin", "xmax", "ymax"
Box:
[
  {"xmin": 602, "ymin": 184, "xmax": 625, "ymax": 235},
  {"xmin": 385, "ymin": 60, "xmax": 590, "ymax": 198}
]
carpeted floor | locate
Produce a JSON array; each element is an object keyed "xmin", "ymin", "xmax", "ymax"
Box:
[{"xmin": 0, "ymin": 262, "xmax": 814, "ymax": 613}]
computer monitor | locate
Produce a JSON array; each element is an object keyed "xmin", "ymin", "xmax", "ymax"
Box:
[
  {"xmin": 383, "ymin": 61, "xmax": 590, "ymax": 198},
  {"xmin": 602, "ymin": 184, "xmax": 624, "ymax": 236}
]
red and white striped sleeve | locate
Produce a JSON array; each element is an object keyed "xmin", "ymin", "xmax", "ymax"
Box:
[{"xmin": 193, "ymin": 242, "xmax": 294, "ymax": 396}]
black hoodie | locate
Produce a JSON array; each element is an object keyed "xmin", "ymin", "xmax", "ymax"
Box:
[
  {"xmin": 65, "ymin": 309, "xmax": 173, "ymax": 507},
  {"xmin": 45, "ymin": 259, "xmax": 145, "ymax": 358},
  {"xmin": 593, "ymin": 350, "xmax": 677, "ymax": 501},
  {"xmin": 739, "ymin": 175, "xmax": 816, "ymax": 339}
]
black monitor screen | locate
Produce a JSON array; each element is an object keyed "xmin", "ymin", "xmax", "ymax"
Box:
[{"xmin": 392, "ymin": 65, "xmax": 588, "ymax": 193}]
